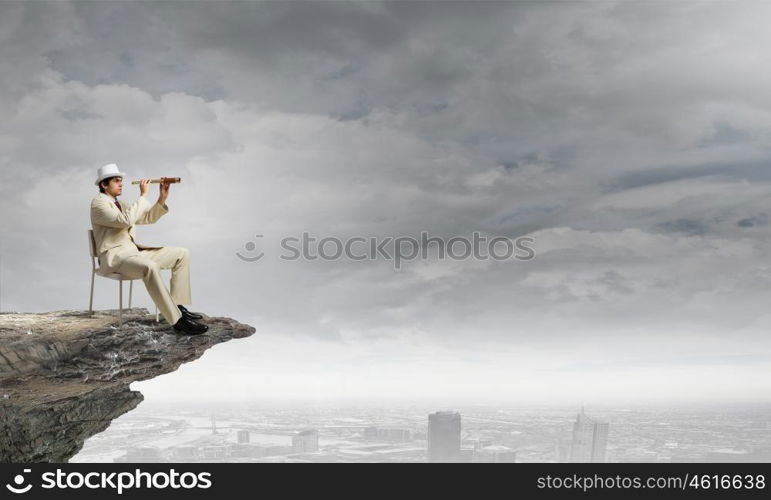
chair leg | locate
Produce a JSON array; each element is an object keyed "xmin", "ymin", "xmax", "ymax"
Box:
[
  {"xmin": 155, "ymin": 305, "xmax": 159, "ymax": 323},
  {"xmin": 129, "ymin": 280, "xmax": 133, "ymax": 309},
  {"xmin": 89, "ymin": 270, "xmax": 95, "ymax": 316},
  {"xmin": 118, "ymin": 279, "xmax": 123, "ymax": 327}
]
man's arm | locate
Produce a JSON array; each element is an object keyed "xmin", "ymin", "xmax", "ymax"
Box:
[
  {"xmin": 136, "ymin": 200, "xmax": 168, "ymax": 225},
  {"xmin": 91, "ymin": 196, "xmax": 151, "ymax": 228},
  {"xmin": 136, "ymin": 177, "xmax": 171, "ymax": 225}
]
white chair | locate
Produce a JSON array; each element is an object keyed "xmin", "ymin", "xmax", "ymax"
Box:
[{"xmin": 88, "ymin": 229, "xmax": 160, "ymax": 325}]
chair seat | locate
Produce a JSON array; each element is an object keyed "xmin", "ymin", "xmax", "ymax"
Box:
[{"xmin": 95, "ymin": 268, "xmax": 132, "ymax": 280}]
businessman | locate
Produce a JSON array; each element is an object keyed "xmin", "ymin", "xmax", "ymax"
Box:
[{"xmin": 90, "ymin": 163, "xmax": 208, "ymax": 335}]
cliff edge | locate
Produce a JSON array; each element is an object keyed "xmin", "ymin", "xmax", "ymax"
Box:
[{"xmin": 0, "ymin": 308, "xmax": 255, "ymax": 463}]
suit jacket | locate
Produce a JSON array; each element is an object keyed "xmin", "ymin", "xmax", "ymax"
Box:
[{"xmin": 90, "ymin": 192, "xmax": 169, "ymax": 270}]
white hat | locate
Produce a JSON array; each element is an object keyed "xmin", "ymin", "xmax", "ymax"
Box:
[{"xmin": 94, "ymin": 163, "xmax": 126, "ymax": 186}]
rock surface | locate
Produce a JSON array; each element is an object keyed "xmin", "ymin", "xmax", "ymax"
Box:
[{"xmin": 0, "ymin": 308, "xmax": 255, "ymax": 463}]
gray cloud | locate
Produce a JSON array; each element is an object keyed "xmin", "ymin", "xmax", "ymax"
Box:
[{"xmin": 2, "ymin": 0, "xmax": 771, "ymax": 402}]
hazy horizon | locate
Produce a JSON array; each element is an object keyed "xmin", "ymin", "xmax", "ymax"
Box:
[{"xmin": 2, "ymin": 0, "xmax": 771, "ymax": 406}]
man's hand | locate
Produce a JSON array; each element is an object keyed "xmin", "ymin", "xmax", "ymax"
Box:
[
  {"xmin": 138, "ymin": 178, "xmax": 150, "ymax": 198},
  {"xmin": 158, "ymin": 177, "xmax": 171, "ymax": 204}
]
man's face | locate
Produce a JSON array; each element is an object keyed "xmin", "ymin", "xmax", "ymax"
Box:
[{"xmin": 104, "ymin": 176, "xmax": 123, "ymax": 197}]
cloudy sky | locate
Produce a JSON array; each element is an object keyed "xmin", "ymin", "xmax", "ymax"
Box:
[{"xmin": 2, "ymin": 0, "xmax": 771, "ymax": 406}]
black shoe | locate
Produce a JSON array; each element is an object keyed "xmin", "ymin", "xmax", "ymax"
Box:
[
  {"xmin": 173, "ymin": 316, "xmax": 209, "ymax": 335},
  {"xmin": 178, "ymin": 304, "xmax": 203, "ymax": 320}
]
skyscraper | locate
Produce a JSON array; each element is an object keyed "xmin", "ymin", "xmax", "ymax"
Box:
[
  {"xmin": 236, "ymin": 430, "xmax": 250, "ymax": 444},
  {"xmin": 569, "ymin": 406, "xmax": 609, "ymax": 463},
  {"xmin": 428, "ymin": 411, "xmax": 461, "ymax": 462},
  {"xmin": 292, "ymin": 429, "xmax": 319, "ymax": 453}
]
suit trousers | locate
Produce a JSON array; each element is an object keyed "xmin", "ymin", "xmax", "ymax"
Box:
[{"xmin": 109, "ymin": 246, "xmax": 192, "ymax": 325}]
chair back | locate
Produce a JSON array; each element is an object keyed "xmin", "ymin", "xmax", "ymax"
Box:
[
  {"xmin": 88, "ymin": 229, "xmax": 97, "ymax": 257},
  {"xmin": 88, "ymin": 229, "xmax": 100, "ymax": 273}
]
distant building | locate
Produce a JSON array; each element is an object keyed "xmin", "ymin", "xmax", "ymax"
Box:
[
  {"xmin": 293, "ymin": 429, "xmax": 319, "ymax": 453},
  {"xmin": 382, "ymin": 428, "xmax": 412, "ymax": 442},
  {"xmin": 237, "ymin": 430, "xmax": 250, "ymax": 444},
  {"xmin": 265, "ymin": 445, "xmax": 294, "ymax": 456},
  {"xmin": 569, "ymin": 407, "xmax": 609, "ymax": 463},
  {"xmin": 704, "ymin": 449, "xmax": 771, "ymax": 463},
  {"xmin": 121, "ymin": 447, "xmax": 163, "ymax": 462},
  {"xmin": 554, "ymin": 438, "xmax": 570, "ymax": 463},
  {"xmin": 428, "ymin": 411, "xmax": 461, "ymax": 462},
  {"xmin": 476, "ymin": 445, "xmax": 517, "ymax": 463},
  {"xmin": 239, "ymin": 444, "xmax": 268, "ymax": 459},
  {"xmin": 459, "ymin": 447, "xmax": 474, "ymax": 463},
  {"xmin": 363, "ymin": 427, "xmax": 412, "ymax": 442},
  {"xmin": 171, "ymin": 445, "xmax": 199, "ymax": 461},
  {"xmin": 469, "ymin": 438, "xmax": 494, "ymax": 452},
  {"xmin": 202, "ymin": 445, "xmax": 228, "ymax": 460}
]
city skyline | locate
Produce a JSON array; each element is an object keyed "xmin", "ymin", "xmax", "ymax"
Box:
[{"xmin": 72, "ymin": 401, "xmax": 771, "ymax": 463}]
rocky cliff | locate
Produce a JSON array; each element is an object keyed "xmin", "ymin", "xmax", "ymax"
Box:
[{"xmin": 0, "ymin": 308, "xmax": 255, "ymax": 463}]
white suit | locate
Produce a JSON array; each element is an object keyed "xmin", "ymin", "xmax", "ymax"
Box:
[{"xmin": 90, "ymin": 192, "xmax": 191, "ymax": 325}]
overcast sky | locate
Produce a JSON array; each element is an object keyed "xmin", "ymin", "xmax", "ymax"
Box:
[{"xmin": 2, "ymin": 0, "xmax": 771, "ymax": 405}]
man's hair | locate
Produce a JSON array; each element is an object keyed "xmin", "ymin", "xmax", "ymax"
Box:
[{"xmin": 98, "ymin": 176, "xmax": 120, "ymax": 193}]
